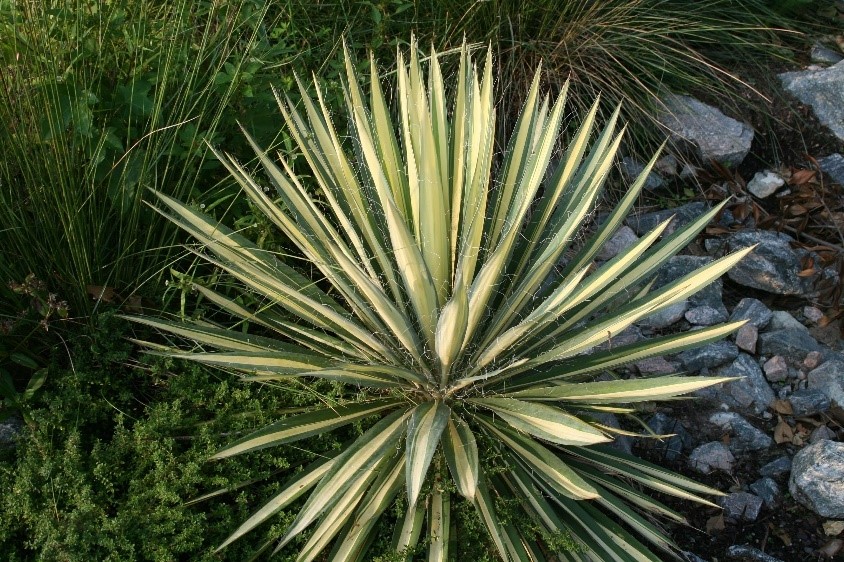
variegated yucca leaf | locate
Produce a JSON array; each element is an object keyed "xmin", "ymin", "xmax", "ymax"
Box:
[{"xmin": 125, "ymin": 42, "xmax": 750, "ymax": 560}]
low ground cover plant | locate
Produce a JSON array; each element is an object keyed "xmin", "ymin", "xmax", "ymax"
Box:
[{"xmin": 126, "ymin": 44, "xmax": 753, "ymax": 560}]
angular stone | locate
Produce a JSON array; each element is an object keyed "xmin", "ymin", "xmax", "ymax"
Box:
[
  {"xmin": 595, "ymin": 325, "xmax": 643, "ymax": 352},
  {"xmin": 735, "ymin": 323, "xmax": 758, "ymax": 354},
  {"xmin": 726, "ymin": 545, "xmax": 785, "ymax": 562},
  {"xmin": 763, "ymin": 356, "xmax": 789, "ymax": 383},
  {"xmin": 709, "ymin": 412, "xmax": 773, "ymax": 453},
  {"xmin": 803, "ymin": 306, "xmax": 825, "ymax": 324},
  {"xmin": 653, "ymin": 255, "xmax": 726, "ymax": 314},
  {"xmin": 747, "ymin": 170, "xmax": 785, "ymax": 199},
  {"xmin": 685, "ymin": 305, "xmax": 728, "ymax": 326},
  {"xmin": 789, "ymin": 388, "xmax": 830, "ymax": 416},
  {"xmin": 659, "ymin": 94, "xmax": 754, "ymax": 166},
  {"xmin": 758, "ymin": 329, "xmax": 823, "ymax": 360},
  {"xmin": 596, "ymin": 225, "xmax": 639, "ymax": 261},
  {"xmin": 626, "ymin": 201, "xmax": 709, "ymax": 237},
  {"xmin": 620, "ymin": 156, "xmax": 664, "ymax": 191},
  {"xmin": 635, "ymin": 356, "xmax": 676, "ymax": 376},
  {"xmin": 759, "ymin": 456, "xmax": 792, "ymax": 479},
  {"xmin": 689, "ymin": 441, "xmax": 735, "ymax": 474},
  {"xmin": 779, "ymin": 60, "xmax": 844, "ymax": 141},
  {"xmin": 804, "ymin": 351, "xmax": 822, "ymax": 370},
  {"xmin": 724, "ymin": 230, "xmax": 813, "ymax": 295},
  {"xmin": 810, "ymin": 425, "xmax": 836, "ymax": 444},
  {"xmin": 591, "ymin": 413, "xmax": 633, "ymax": 454},
  {"xmin": 679, "ymin": 341, "xmax": 739, "ymax": 372},
  {"xmin": 638, "ymin": 300, "xmax": 688, "ymax": 329},
  {"xmin": 807, "ymin": 359, "xmax": 844, "ymax": 409},
  {"xmin": 0, "ymin": 417, "xmax": 21, "ymax": 446},
  {"xmin": 789, "ymin": 440, "xmax": 844, "ymax": 517},
  {"xmin": 730, "ymin": 298, "xmax": 773, "ymax": 329},
  {"xmin": 750, "ymin": 477, "xmax": 780, "ymax": 508},
  {"xmin": 701, "ymin": 353, "xmax": 775, "ymax": 414},
  {"xmin": 811, "ymin": 43, "xmax": 844, "ymax": 65},
  {"xmin": 655, "ymin": 154, "xmax": 679, "ymax": 176},
  {"xmin": 640, "ymin": 413, "xmax": 695, "ymax": 462},
  {"xmin": 768, "ymin": 311, "xmax": 809, "ymax": 332},
  {"xmin": 818, "ymin": 153, "xmax": 844, "ymax": 186},
  {"xmin": 720, "ymin": 492, "xmax": 763, "ymax": 521}
]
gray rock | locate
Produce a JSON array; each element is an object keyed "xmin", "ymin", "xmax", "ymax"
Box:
[
  {"xmin": 620, "ymin": 156, "xmax": 664, "ymax": 191},
  {"xmin": 768, "ymin": 311, "xmax": 808, "ymax": 333},
  {"xmin": 596, "ymin": 225, "xmax": 639, "ymax": 261},
  {"xmin": 750, "ymin": 477, "xmax": 780, "ymax": 507},
  {"xmin": 0, "ymin": 417, "xmax": 21, "ymax": 445},
  {"xmin": 811, "ymin": 43, "xmax": 844, "ymax": 65},
  {"xmin": 635, "ymin": 356, "xmax": 676, "ymax": 376},
  {"xmin": 759, "ymin": 456, "xmax": 792, "ymax": 479},
  {"xmin": 656, "ymin": 154, "xmax": 679, "ymax": 176},
  {"xmin": 703, "ymin": 353, "xmax": 775, "ymax": 414},
  {"xmin": 720, "ymin": 491, "xmax": 763, "ymax": 521},
  {"xmin": 641, "ymin": 412, "xmax": 695, "ymax": 462},
  {"xmin": 735, "ymin": 323, "xmax": 758, "ymax": 354},
  {"xmin": 747, "ymin": 170, "xmax": 785, "ymax": 199},
  {"xmin": 679, "ymin": 341, "xmax": 739, "ymax": 372},
  {"xmin": 709, "ymin": 412, "xmax": 774, "ymax": 453},
  {"xmin": 626, "ymin": 201, "xmax": 709, "ymax": 236},
  {"xmin": 779, "ymin": 60, "xmax": 844, "ymax": 142},
  {"xmin": 659, "ymin": 94, "xmax": 754, "ymax": 167},
  {"xmin": 639, "ymin": 301, "xmax": 688, "ymax": 329},
  {"xmin": 807, "ymin": 359, "xmax": 844, "ymax": 409},
  {"xmin": 810, "ymin": 425, "xmax": 836, "ymax": 444},
  {"xmin": 685, "ymin": 305, "xmax": 728, "ymax": 326},
  {"xmin": 730, "ymin": 298, "xmax": 773, "ymax": 329},
  {"xmin": 818, "ymin": 153, "xmax": 844, "ymax": 186},
  {"xmin": 594, "ymin": 325, "xmax": 643, "ymax": 352},
  {"xmin": 763, "ymin": 356, "xmax": 789, "ymax": 383},
  {"xmin": 788, "ymin": 388, "xmax": 830, "ymax": 416},
  {"xmin": 789, "ymin": 439, "xmax": 844, "ymax": 517},
  {"xmin": 803, "ymin": 306, "xmax": 825, "ymax": 324},
  {"xmin": 689, "ymin": 441, "xmax": 735, "ymax": 474},
  {"xmin": 804, "ymin": 351, "xmax": 823, "ymax": 370},
  {"xmin": 653, "ymin": 255, "xmax": 727, "ymax": 315},
  {"xmin": 724, "ymin": 230, "xmax": 811, "ymax": 295},
  {"xmin": 591, "ymin": 413, "xmax": 633, "ymax": 454},
  {"xmin": 758, "ymin": 329, "xmax": 823, "ymax": 360},
  {"xmin": 726, "ymin": 545, "xmax": 785, "ymax": 562}
]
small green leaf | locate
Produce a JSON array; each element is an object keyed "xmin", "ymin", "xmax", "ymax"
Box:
[{"xmin": 22, "ymin": 368, "xmax": 48, "ymax": 401}]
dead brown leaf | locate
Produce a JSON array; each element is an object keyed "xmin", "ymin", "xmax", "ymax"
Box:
[
  {"xmin": 125, "ymin": 295, "xmax": 143, "ymax": 314},
  {"xmin": 774, "ymin": 416, "xmax": 794, "ymax": 444},
  {"xmin": 770, "ymin": 523, "xmax": 793, "ymax": 546},
  {"xmin": 706, "ymin": 513, "xmax": 725, "ymax": 534},
  {"xmin": 773, "ymin": 400, "xmax": 794, "ymax": 415},
  {"xmin": 789, "ymin": 168, "xmax": 817, "ymax": 185},
  {"xmin": 86, "ymin": 285, "xmax": 116, "ymax": 303},
  {"xmin": 818, "ymin": 538, "xmax": 843, "ymax": 558},
  {"xmin": 787, "ymin": 204, "xmax": 809, "ymax": 217},
  {"xmin": 823, "ymin": 520, "xmax": 844, "ymax": 536}
]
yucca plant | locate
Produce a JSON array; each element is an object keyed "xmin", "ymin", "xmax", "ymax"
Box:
[{"xmin": 126, "ymin": 44, "xmax": 752, "ymax": 561}]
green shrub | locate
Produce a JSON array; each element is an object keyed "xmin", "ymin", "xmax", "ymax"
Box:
[
  {"xmin": 128, "ymin": 44, "xmax": 751, "ymax": 560},
  {"xmin": 0, "ymin": 315, "xmax": 338, "ymax": 560}
]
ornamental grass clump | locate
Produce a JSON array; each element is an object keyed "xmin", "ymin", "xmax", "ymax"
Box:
[{"xmin": 127, "ymin": 44, "xmax": 752, "ymax": 560}]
